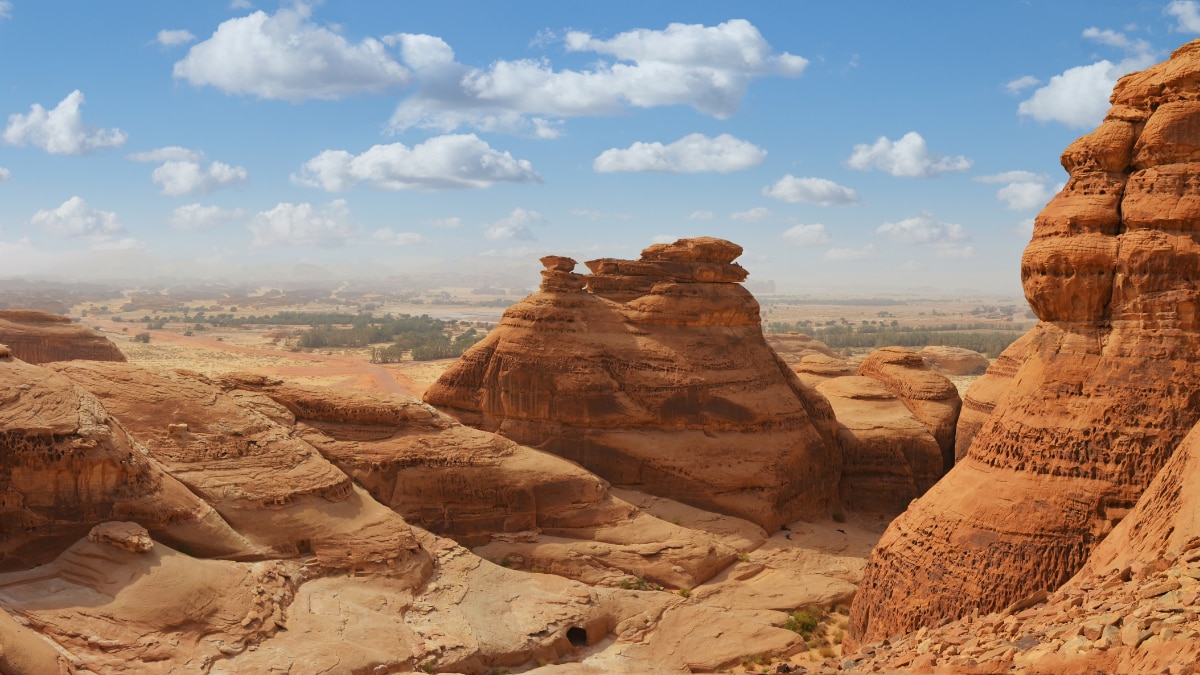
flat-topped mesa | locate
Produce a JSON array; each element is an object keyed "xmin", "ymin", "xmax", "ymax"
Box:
[
  {"xmin": 849, "ymin": 38, "xmax": 1200, "ymax": 646},
  {"xmin": 425, "ymin": 237, "xmax": 842, "ymax": 530},
  {"xmin": 0, "ymin": 309, "xmax": 125, "ymax": 364}
]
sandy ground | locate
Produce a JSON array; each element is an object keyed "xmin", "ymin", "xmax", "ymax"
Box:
[{"xmin": 86, "ymin": 318, "xmax": 455, "ymax": 400}]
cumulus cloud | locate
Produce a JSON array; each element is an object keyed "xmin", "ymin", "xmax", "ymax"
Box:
[
  {"xmin": 1168, "ymin": 0, "xmax": 1200, "ymax": 32},
  {"xmin": 386, "ymin": 20, "xmax": 806, "ymax": 137},
  {"xmin": 173, "ymin": 3, "xmax": 410, "ymax": 101},
  {"xmin": 0, "ymin": 167, "xmax": 10, "ymax": 182},
  {"xmin": 687, "ymin": 210, "xmax": 715, "ymax": 220},
  {"xmin": 848, "ymin": 132, "xmax": 971, "ymax": 177},
  {"xmin": 169, "ymin": 204, "xmax": 248, "ymax": 231},
  {"xmin": 780, "ymin": 223, "xmax": 832, "ymax": 246},
  {"xmin": 763, "ymin": 175, "xmax": 859, "ymax": 206},
  {"xmin": 876, "ymin": 212, "xmax": 971, "ymax": 257},
  {"xmin": 1017, "ymin": 27, "xmax": 1156, "ymax": 128},
  {"xmin": 731, "ymin": 207, "xmax": 772, "ymax": 223},
  {"xmin": 1006, "ymin": 75, "xmax": 1041, "ymax": 95},
  {"xmin": 3, "ymin": 90, "xmax": 127, "ymax": 155},
  {"xmin": 130, "ymin": 147, "xmax": 248, "ymax": 196},
  {"xmin": 30, "ymin": 196, "xmax": 124, "ymax": 240},
  {"xmin": 975, "ymin": 171, "xmax": 1061, "ymax": 210},
  {"xmin": 372, "ymin": 228, "xmax": 429, "ymax": 245},
  {"xmin": 823, "ymin": 244, "xmax": 876, "ymax": 261},
  {"xmin": 294, "ymin": 134, "xmax": 539, "ymax": 191},
  {"xmin": 248, "ymin": 199, "xmax": 358, "ymax": 246},
  {"xmin": 484, "ymin": 208, "xmax": 543, "ymax": 241},
  {"xmin": 0, "ymin": 1, "xmax": 10, "ymax": 21},
  {"xmin": 156, "ymin": 29, "xmax": 195, "ymax": 47},
  {"xmin": 593, "ymin": 133, "xmax": 765, "ymax": 173}
]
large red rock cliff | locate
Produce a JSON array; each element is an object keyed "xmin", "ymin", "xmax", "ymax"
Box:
[
  {"xmin": 425, "ymin": 238, "xmax": 843, "ymax": 530},
  {"xmin": 850, "ymin": 39, "xmax": 1200, "ymax": 645}
]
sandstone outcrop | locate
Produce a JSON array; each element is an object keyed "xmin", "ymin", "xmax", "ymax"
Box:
[
  {"xmin": 849, "ymin": 39, "xmax": 1200, "ymax": 646},
  {"xmin": 425, "ymin": 238, "xmax": 842, "ymax": 530},
  {"xmin": 0, "ymin": 352, "xmax": 254, "ymax": 570},
  {"xmin": 857, "ymin": 346, "xmax": 961, "ymax": 472},
  {"xmin": 918, "ymin": 345, "xmax": 990, "ymax": 376},
  {"xmin": 765, "ymin": 332, "xmax": 839, "ymax": 366},
  {"xmin": 0, "ymin": 309, "xmax": 125, "ymax": 363},
  {"xmin": 816, "ymin": 376, "xmax": 943, "ymax": 514},
  {"xmin": 952, "ymin": 330, "xmax": 1033, "ymax": 461},
  {"xmin": 793, "ymin": 353, "xmax": 856, "ymax": 388}
]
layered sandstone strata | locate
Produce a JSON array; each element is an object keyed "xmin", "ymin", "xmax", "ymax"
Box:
[
  {"xmin": 0, "ymin": 309, "xmax": 125, "ymax": 363},
  {"xmin": 850, "ymin": 39, "xmax": 1200, "ymax": 645},
  {"xmin": 425, "ymin": 238, "xmax": 842, "ymax": 530}
]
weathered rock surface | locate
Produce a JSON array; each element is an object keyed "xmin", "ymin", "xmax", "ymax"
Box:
[
  {"xmin": 0, "ymin": 353, "xmax": 253, "ymax": 570},
  {"xmin": 850, "ymin": 39, "xmax": 1200, "ymax": 647},
  {"xmin": 816, "ymin": 376, "xmax": 943, "ymax": 514},
  {"xmin": 765, "ymin": 332, "xmax": 839, "ymax": 366},
  {"xmin": 425, "ymin": 238, "xmax": 842, "ymax": 530},
  {"xmin": 953, "ymin": 330, "xmax": 1033, "ymax": 462},
  {"xmin": 793, "ymin": 353, "xmax": 857, "ymax": 388},
  {"xmin": 918, "ymin": 345, "xmax": 990, "ymax": 376},
  {"xmin": 858, "ymin": 346, "xmax": 962, "ymax": 473},
  {"xmin": 0, "ymin": 309, "xmax": 125, "ymax": 364}
]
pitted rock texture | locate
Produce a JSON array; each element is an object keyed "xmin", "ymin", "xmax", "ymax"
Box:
[
  {"xmin": 857, "ymin": 346, "xmax": 961, "ymax": 473},
  {"xmin": 953, "ymin": 330, "xmax": 1033, "ymax": 462},
  {"xmin": 0, "ymin": 309, "xmax": 125, "ymax": 364},
  {"xmin": 850, "ymin": 39, "xmax": 1200, "ymax": 647},
  {"xmin": 918, "ymin": 345, "xmax": 990, "ymax": 376},
  {"xmin": 425, "ymin": 238, "xmax": 842, "ymax": 530}
]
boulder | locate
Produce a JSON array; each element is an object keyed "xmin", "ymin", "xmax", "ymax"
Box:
[{"xmin": 918, "ymin": 345, "xmax": 990, "ymax": 376}]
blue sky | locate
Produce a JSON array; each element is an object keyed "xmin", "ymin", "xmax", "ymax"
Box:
[{"xmin": 0, "ymin": 0, "xmax": 1196, "ymax": 293}]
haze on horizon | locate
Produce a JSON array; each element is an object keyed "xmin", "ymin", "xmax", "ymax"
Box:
[{"xmin": 1, "ymin": 0, "xmax": 1198, "ymax": 295}]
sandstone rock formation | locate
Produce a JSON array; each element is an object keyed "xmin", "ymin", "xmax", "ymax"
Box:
[
  {"xmin": 858, "ymin": 346, "xmax": 961, "ymax": 472},
  {"xmin": 849, "ymin": 39, "xmax": 1200, "ymax": 646},
  {"xmin": 0, "ymin": 309, "xmax": 125, "ymax": 363},
  {"xmin": 953, "ymin": 330, "xmax": 1033, "ymax": 461},
  {"xmin": 425, "ymin": 238, "xmax": 842, "ymax": 530},
  {"xmin": 793, "ymin": 353, "xmax": 856, "ymax": 389},
  {"xmin": 918, "ymin": 345, "xmax": 990, "ymax": 376},
  {"xmin": 765, "ymin": 332, "xmax": 839, "ymax": 366},
  {"xmin": 0, "ymin": 351, "xmax": 254, "ymax": 570},
  {"xmin": 816, "ymin": 376, "xmax": 943, "ymax": 514}
]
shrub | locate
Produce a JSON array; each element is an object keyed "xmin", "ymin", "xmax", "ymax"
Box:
[{"xmin": 132, "ymin": 332, "xmax": 151, "ymax": 343}]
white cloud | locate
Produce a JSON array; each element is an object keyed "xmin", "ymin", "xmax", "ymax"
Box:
[
  {"xmin": 823, "ymin": 244, "xmax": 876, "ymax": 261},
  {"xmin": 1168, "ymin": 0, "xmax": 1200, "ymax": 32},
  {"xmin": 687, "ymin": 210, "xmax": 715, "ymax": 220},
  {"xmin": 229, "ymin": 0, "xmax": 253, "ymax": 8},
  {"xmin": 571, "ymin": 209, "xmax": 603, "ymax": 220},
  {"xmin": 593, "ymin": 133, "xmax": 765, "ymax": 173},
  {"xmin": 156, "ymin": 29, "xmax": 196, "ymax": 47},
  {"xmin": 731, "ymin": 207, "xmax": 772, "ymax": 223},
  {"xmin": 248, "ymin": 199, "xmax": 358, "ymax": 246},
  {"xmin": 1006, "ymin": 75, "xmax": 1041, "ymax": 95},
  {"xmin": 780, "ymin": 223, "xmax": 832, "ymax": 246},
  {"xmin": 30, "ymin": 196, "xmax": 124, "ymax": 240},
  {"xmin": 130, "ymin": 147, "xmax": 248, "ymax": 196},
  {"xmin": 294, "ymin": 134, "xmax": 539, "ymax": 191},
  {"xmin": 3, "ymin": 90, "xmax": 127, "ymax": 155},
  {"xmin": 484, "ymin": 208, "xmax": 543, "ymax": 241},
  {"xmin": 1017, "ymin": 28, "xmax": 1156, "ymax": 128},
  {"xmin": 169, "ymin": 204, "xmax": 247, "ymax": 231},
  {"xmin": 386, "ymin": 20, "xmax": 806, "ymax": 137},
  {"xmin": 0, "ymin": 1, "xmax": 10, "ymax": 21},
  {"xmin": 974, "ymin": 171, "xmax": 1061, "ymax": 210},
  {"xmin": 876, "ymin": 212, "xmax": 971, "ymax": 256},
  {"xmin": 763, "ymin": 175, "xmax": 859, "ymax": 206},
  {"xmin": 848, "ymin": 131, "xmax": 971, "ymax": 177},
  {"xmin": 427, "ymin": 216, "xmax": 462, "ymax": 229},
  {"xmin": 128, "ymin": 146, "xmax": 201, "ymax": 163},
  {"xmin": 0, "ymin": 167, "xmax": 10, "ymax": 182},
  {"xmin": 173, "ymin": 4, "xmax": 410, "ymax": 101},
  {"xmin": 372, "ymin": 228, "xmax": 429, "ymax": 245}
]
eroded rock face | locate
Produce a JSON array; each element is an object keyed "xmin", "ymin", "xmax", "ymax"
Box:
[
  {"xmin": 0, "ymin": 353, "xmax": 253, "ymax": 570},
  {"xmin": 424, "ymin": 238, "xmax": 842, "ymax": 530},
  {"xmin": 0, "ymin": 309, "xmax": 125, "ymax": 363},
  {"xmin": 918, "ymin": 345, "xmax": 990, "ymax": 376},
  {"xmin": 850, "ymin": 39, "xmax": 1200, "ymax": 646}
]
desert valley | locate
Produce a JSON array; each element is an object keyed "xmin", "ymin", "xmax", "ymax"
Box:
[{"xmin": 8, "ymin": 5, "xmax": 1200, "ymax": 675}]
